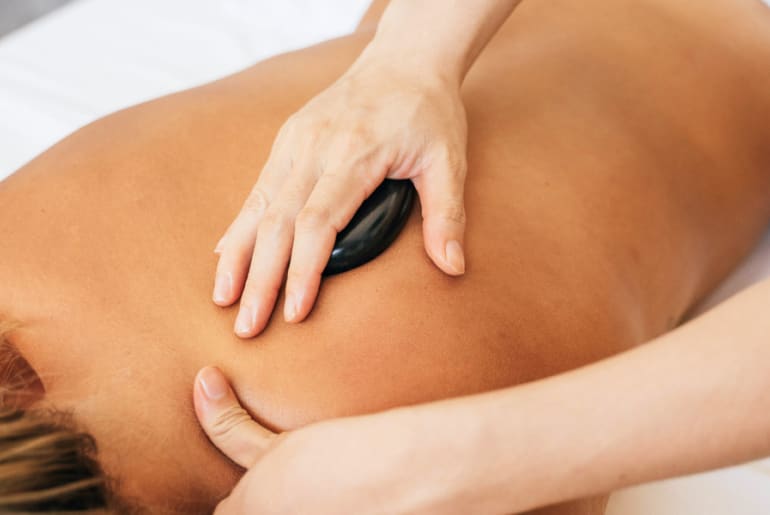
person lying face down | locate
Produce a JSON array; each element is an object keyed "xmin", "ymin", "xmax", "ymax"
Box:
[{"xmin": 1, "ymin": 0, "xmax": 770, "ymax": 512}]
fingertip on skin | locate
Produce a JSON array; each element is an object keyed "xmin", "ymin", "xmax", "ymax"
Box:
[
  {"xmin": 195, "ymin": 365, "xmax": 280, "ymax": 470},
  {"xmin": 234, "ymin": 304, "xmax": 262, "ymax": 338},
  {"xmin": 197, "ymin": 366, "xmax": 231, "ymax": 403},
  {"xmin": 213, "ymin": 271, "xmax": 235, "ymax": 306},
  {"xmin": 424, "ymin": 226, "xmax": 466, "ymax": 276},
  {"xmin": 284, "ymin": 272, "xmax": 323, "ymax": 323},
  {"xmin": 283, "ymin": 292, "xmax": 299, "ymax": 323},
  {"xmin": 194, "ymin": 366, "xmax": 234, "ymax": 425},
  {"xmin": 443, "ymin": 239, "xmax": 466, "ymax": 275},
  {"xmin": 235, "ymin": 301, "xmax": 275, "ymax": 339},
  {"xmin": 414, "ymin": 182, "xmax": 467, "ymax": 276},
  {"xmin": 283, "ymin": 289, "xmax": 312, "ymax": 324},
  {"xmin": 214, "ymin": 236, "xmax": 225, "ymax": 255}
]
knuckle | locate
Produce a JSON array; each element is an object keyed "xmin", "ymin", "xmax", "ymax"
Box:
[
  {"xmin": 283, "ymin": 116, "xmax": 323, "ymax": 151},
  {"xmin": 260, "ymin": 208, "xmax": 291, "ymax": 233},
  {"xmin": 282, "ymin": 114, "xmax": 302, "ymax": 134},
  {"xmin": 293, "ymin": 116, "xmax": 326, "ymax": 140},
  {"xmin": 210, "ymin": 405, "xmax": 253, "ymax": 441},
  {"xmin": 286, "ymin": 267, "xmax": 307, "ymax": 285},
  {"xmin": 295, "ymin": 206, "xmax": 331, "ymax": 232},
  {"xmin": 243, "ymin": 187, "xmax": 270, "ymax": 215},
  {"xmin": 334, "ymin": 129, "xmax": 377, "ymax": 163},
  {"xmin": 241, "ymin": 278, "xmax": 276, "ymax": 304},
  {"xmin": 275, "ymin": 118, "xmax": 298, "ymax": 148},
  {"xmin": 342, "ymin": 126, "xmax": 373, "ymax": 148},
  {"xmin": 442, "ymin": 199, "xmax": 467, "ymax": 226},
  {"xmin": 240, "ymin": 278, "xmax": 260, "ymax": 299}
]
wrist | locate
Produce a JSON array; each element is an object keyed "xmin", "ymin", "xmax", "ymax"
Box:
[
  {"xmin": 396, "ymin": 384, "xmax": 590, "ymax": 514},
  {"xmin": 399, "ymin": 395, "xmax": 515, "ymax": 512},
  {"xmin": 355, "ymin": 38, "xmax": 465, "ymax": 91},
  {"xmin": 361, "ymin": 0, "xmax": 522, "ymax": 88},
  {"xmin": 438, "ymin": 384, "xmax": 591, "ymax": 513}
]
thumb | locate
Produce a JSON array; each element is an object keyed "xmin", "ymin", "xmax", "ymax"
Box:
[
  {"xmin": 194, "ymin": 366, "xmax": 277, "ymax": 468},
  {"xmin": 412, "ymin": 153, "xmax": 467, "ymax": 276}
]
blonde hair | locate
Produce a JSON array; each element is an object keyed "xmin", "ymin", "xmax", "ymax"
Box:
[{"xmin": 0, "ymin": 320, "xmax": 114, "ymax": 513}]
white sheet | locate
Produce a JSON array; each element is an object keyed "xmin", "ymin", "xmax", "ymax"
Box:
[
  {"xmin": 0, "ymin": 0, "xmax": 370, "ymax": 175},
  {"xmin": 1, "ymin": 1, "xmax": 769, "ymax": 512}
]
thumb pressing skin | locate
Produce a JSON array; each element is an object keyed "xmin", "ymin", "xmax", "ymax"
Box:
[
  {"xmin": 193, "ymin": 366, "xmax": 277, "ymax": 468},
  {"xmin": 412, "ymin": 160, "xmax": 467, "ymax": 276}
]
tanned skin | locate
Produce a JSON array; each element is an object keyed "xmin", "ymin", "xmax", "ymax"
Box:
[{"xmin": 1, "ymin": 0, "xmax": 769, "ymax": 512}]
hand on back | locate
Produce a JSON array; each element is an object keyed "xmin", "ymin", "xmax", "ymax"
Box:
[{"xmin": 212, "ymin": 56, "xmax": 468, "ymax": 337}]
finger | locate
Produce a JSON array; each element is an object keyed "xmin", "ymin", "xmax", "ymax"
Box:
[
  {"xmin": 213, "ymin": 496, "xmax": 239, "ymax": 515},
  {"xmin": 213, "ymin": 497, "xmax": 232, "ymax": 515},
  {"xmin": 213, "ymin": 472, "xmax": 261, "ymax": 515},
  {"xmin": 214, "ymin": 236, "xmax": 225, "ymax": 255},
  {"xmin": 234, "ymin": 159, "xmax": 319, "ymax": 337},
  {"xmin": 213, "ymin": 156, "xmax": 288, "ymax": 307},
  {"xmin": 194, "ymin": 366, "xmax": 277, "ymax": 468},
  {"xmin": 412, "ymin": 150, "xmax": 467, "ymax": 276},
  {"xmin": 284, "ymin": 160, "xmax": 386, "ymax": 323},
  {"xmin": 213, "ymin": 183, "xmax": 275, "ymax": 306}
]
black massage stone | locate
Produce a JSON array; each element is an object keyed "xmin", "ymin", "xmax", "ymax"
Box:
[{"xmin": 323, "ymin": 179, "xmax": 416, "ymax": 276}]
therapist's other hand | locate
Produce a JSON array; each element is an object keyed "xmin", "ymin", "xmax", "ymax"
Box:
[
  {"xmin": 212, "ymin": 56, "xmax": 468, "ymax": 338},
  {"xmin": 193, "ymin": 366, "xmax": 472, "ymax": 515}
]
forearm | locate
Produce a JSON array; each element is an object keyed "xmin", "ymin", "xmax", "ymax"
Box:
[
  {"xmin": 359, "ymin": 0, "xmax": 521, "ymax": 85},
  {"xmin": 421, "ymin": 279, "xmax": 770, "ymax": 512}
]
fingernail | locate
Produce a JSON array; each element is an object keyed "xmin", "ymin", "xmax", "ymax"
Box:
[
  {"xmin": 214, "ymin": 238, "xmax": 225, "ymax": 254},
  {"xmin": 199, "ymin": 367, "xmax": 228, "ymax": 401},
  {"xmin": 444, "ymin": 240, "xmax": 465, "ymax": 275},
  {"xmin": 213, "ymin": 272, "xmax": 233, "ymax": 304},
  {"xmin": 284, "ymin": 293, "xmax": 298, "ymax": 322},
  {"xmin": 235, "ymin": 305, "xmax": 257, "ymax": 337}
]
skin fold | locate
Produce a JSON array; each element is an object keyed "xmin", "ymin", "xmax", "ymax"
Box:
[{"xmin": 0, "ymin": 0, "xmax": 769, "ymax": 512}]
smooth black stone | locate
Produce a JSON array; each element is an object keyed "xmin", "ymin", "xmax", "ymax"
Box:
[{"xmin": 323, "ymin": 179, "xmax": 416, "ymax": 276}]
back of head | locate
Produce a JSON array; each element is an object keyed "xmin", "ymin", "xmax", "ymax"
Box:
[
  {"xmin": 0, "ymin": 320, "xmax": 114, "ymax": 514},
  {"xmin": 0, "ymin": 408, "xmax": 108, "ymax": 513}
]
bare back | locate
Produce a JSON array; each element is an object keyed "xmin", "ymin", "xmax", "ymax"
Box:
[{"xmin": 1, "ymin": 0, "xmax": 769, "ymax": 512}]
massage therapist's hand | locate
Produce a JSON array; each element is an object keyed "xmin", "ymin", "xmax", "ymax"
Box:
[
  {"xmin": 212, "ymin": 0, "xmax": 529, "ymax": 338},
  {"xmin": 193, "ymin": 366, "xmax": 487, "ymax": 515},
  {"xmin": 212, "ymin": 52, "xmax": 468, "ymax": 337}
]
